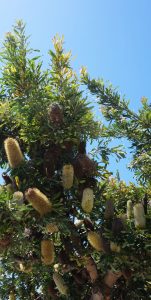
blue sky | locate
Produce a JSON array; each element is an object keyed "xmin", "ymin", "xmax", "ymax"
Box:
[{"xmin": 0, "ymin": 0, "xmax": 151, "ymax": 183}]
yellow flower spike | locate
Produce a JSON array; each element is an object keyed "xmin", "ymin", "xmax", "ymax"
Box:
[
  {"xmin": 4, "ymin": 138, "xmax": 24, "ymax": 168},
  {"xmin": 25, "ymin": 188, "xmax": 52, "ymax": 216},
  {"xmin": 87, "ymin": 231, "xmax": 103, "ymax": 251},
  {"xmin": 9, "ymin": 291, "xmax": 16, "ymax": 300},
  {"xmin": 62, "ymin": 164, "xmax": 74, "ymax": 189},
  {"xmin": 81, "ymin": 188, "xmax": 94, "ymax": 213},
  {"xmin": 53, "ymin": 272, "xmax": 68, "ymax": 295},
  {"xmin": 133, "ymin": 203, "xmax": 146, "ymax": 229},
  {"xmin": 41, "ymin": 240, "xmax": 55, "ymax": 265},
  {"xmin": 127, "ymin": 200, "xmax": 133, "ymax": 219}
]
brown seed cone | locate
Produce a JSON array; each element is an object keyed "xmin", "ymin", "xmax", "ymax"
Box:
[
  {"xmin": 85, "ymin": 257, "xmax": 98, "ymax": 282},
  {"xmin": 43, "ymin": 144, "xmax": 62, "ymax": 178},
  {"xmin": 47, "ymin": 281, "xmax": 59, "ymax": 299},
  {"xmin": 58, "ymin": 249, "xmax": 70, "ymax": 265},
  {"xmin": 4, "ymin": 138, "xmax": 24, "ymax": 168},
  {"xmin": 87, "ymin": 231, "xmax": 103, "ymax": 251},
  {"xmin": 104, "ymin": 199, "xmax": 114, "ymax": 220},
  {"xmin": 0, "ymin": 235, "xmax": 11, "ymax": 250},
  {"xmin": 2, "ymin": 173, "xmax": 12, "ymax": 184},
  {"xmin": 78, "ymin": 141, "xmax": 86, "ymax": 154},
  {"xmin": 61, "ymin": 236, "xmax": 74, "ymax": 255},
  {"xmin": 84, "ymin": 218, "xmax": 94, "ymax": 231},
  {"xmin": 112, "ymin": 218, "xmax": 124, "ymax": 235},
  {"xmin": 104, "ymin": 270, "xmax": 122, "ymax": 288},
  {"xmin": 48, "ymin": 103, "xmax": 63, "ymax": 126},
  {"xmin": 73, "ymin": 154, "xmax": 97, "ymax": 179},
  {"xmin": 72, "ymin": 268, "xmax": 89, "ymax": 285},
  {"xmin": 25, "ymin": 188, "xmax": 52, "ymax": 216},
  {"xmin": 122, "ymin": 268, "xmax": 132, "ymax": 280},
  {"xmin": 41, "ymin": 240, "xmax": 55, "ymax": 265},
  {"xmin": 63, "ymin": 140, "xmax": 74, "ymax": 152}
]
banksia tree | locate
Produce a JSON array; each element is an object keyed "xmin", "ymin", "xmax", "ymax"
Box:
[{"xmin": 0, "ymin": 21, "xmax": 150, "ymax": 300}]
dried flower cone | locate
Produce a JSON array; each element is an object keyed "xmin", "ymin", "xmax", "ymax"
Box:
[
  {"xmin": 46, "ymin": 223, "xmax": 58, "ymax": 234},
  {"xmin": 48, "ymin": 103, "xmax": 63, "ymax": 126},
  {"xmin": 9, "ymin": 291, "xmax": 16, "ymax": 300},
  {"xmin": 85, "ymin": 257, "xmax": 98, "ymax": 282},
  {"xmin": 0, "ymin": 235, "xmax": 11, "ymax": 250},
  {"xmin": 53, "ymin": 272, "xmax": 68, "ymax": 295},
  {"xmin": 104, "ymin": 270, "xmax": 122, "ymax": 288},
  {"xmin": 133, "ymin": 203, "xmax": 146, "ymax": 229},
  {"xmin": 47, "ymin": 281, "xmax": 58, "ymax": 299},
  {"xmin": 104, "ymin": 199, "xmax": 114, "ymax": 219},
  {"xmin": 127, "ymin": 200, "xmax": 133, "ymax": 219},
  {"xmin": 25, "ymin": 188, "xmax": 52, "ymax": 216},
  {"xmin": 87, "ymin": 231, "xmax": 103, "ymax": 251},
  {"xmin": 62, "ymin": 164, "xmax": 74, "ymax": 189},
  {"xmin": 4, "ymin": 138, "xmax": 24, "ymax": 168},
  {"xmin": 81, "ymin": 188, "xmax": 94, "ymax": 213},
  {"xmin": 74, "ymin": 154, "xmax": 97, "ymax": 179},
  {"xmin": 41, "ymin": 240, "xmax": 55, "ymax": 265},
  {"xmin": 112, "ymin": 218, "xmax": 124, "ymax": 235}
]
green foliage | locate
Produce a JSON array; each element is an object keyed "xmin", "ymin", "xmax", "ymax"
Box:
[
  {"xmin": 81, "ymin": 70, "xmax": 151, "ymax": 184},
  {"xmin": 0, "ymin": 21, "xmax": 150, "ymax": 300}
]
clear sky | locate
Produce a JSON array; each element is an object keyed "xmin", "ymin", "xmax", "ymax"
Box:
[{"xmin": 0, "ymin": 0, "xmax": 151, "ymax": 183}]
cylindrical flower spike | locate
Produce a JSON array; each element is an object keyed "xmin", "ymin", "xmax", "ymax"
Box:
[
  {"xmin": 9, "ymin": 291, "xmax": 16, "ymax": 300},
  {"xmin": 87, "ymin": 231, "xmax": 103, "ymax": 251},
  {"xmin": 81, "ymin": 188, "xmax": 94, "ymax": 213},
  {"xmin": 110, "ymin": 242, "xmax": 121, "ymax": 253},
  {"xmin": 25, "ymin": 188, "xmax": 52, "ymax": 216},
  {"xmin": 133, "ymin": 203, "xmax": 146, "ymax": 229},
  {"xmin": 6, "ymin": 183, "xmax": 15, "ymax": 194},
  {"xmin": 41, "ymin": 240, "xmax": 55, "ymax": 265},
  {"xmin": 4, "ymin": 138, "xmax": 24, "ymax": 168},
  {"xmin": 13, "ymin": 191, "xmax": 24, "ymax": 205},
  {"xmin": 127, "ymin": 200, "xmax": 133, "ymax": 219},
  {"xmin": 104, "ymin": 199, "xmax": 114, "ymax": 219},
  {"xmin": 62, "ymin": 164, "xmax": 74, "ymax": 189},
  {"xmin": 53, "ymin": 272, "xmax": 68, "ymax": 295}
]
